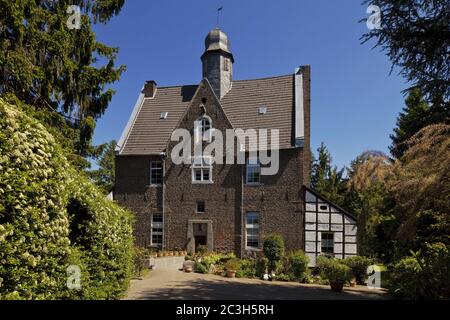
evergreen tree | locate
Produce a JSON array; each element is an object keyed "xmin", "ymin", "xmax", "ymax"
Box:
[
  {"xmin": 361, "ymin": 0, "xmax": 450, "ymax": 105},
  {"xmin": 390, "ymin": 89, "xmax": 431, "ymax": 159},
  {"xmin": 311, "ymin": 143, "xmax": 347, "ymax": 207},
  {"xmin": 0, "ymin": 0, "xmax": 126, "ymax": 156},
  {"xmin": 89, "ymin": 140, "xmax": 117, "ymax": 193}
]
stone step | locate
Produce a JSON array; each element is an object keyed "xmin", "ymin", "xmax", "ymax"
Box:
[{"xmin": 148, "ymin": 256, "xmax": 186, "ymax": 271}]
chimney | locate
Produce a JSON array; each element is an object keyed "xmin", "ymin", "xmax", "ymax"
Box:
[{"xmin": 143, "ymin": 80, "xmax": 157, "ymax": 98}]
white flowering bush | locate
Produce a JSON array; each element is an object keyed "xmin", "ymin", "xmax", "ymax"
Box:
[{"xmin": 0, "ymin": 99, "xmax": 133, "ymax": 300}]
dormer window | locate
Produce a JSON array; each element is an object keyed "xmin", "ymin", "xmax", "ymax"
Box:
[
  {"xmin": 160, "ymin": 112, "xmax": 168, "ymax": 119},
  {"xmin": 246, "ymin": 157, "xmax": 261, "ymax": 185}
]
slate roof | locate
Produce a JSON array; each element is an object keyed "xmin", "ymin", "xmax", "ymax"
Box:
[{"xmin": 119, "ymin": 74, "xmax": 295, "ymax": 155}]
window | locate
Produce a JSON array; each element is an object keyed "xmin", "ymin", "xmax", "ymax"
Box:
[
  {"xmin": 246, "ymin": 158, "xmax": 261, "ymax": 185},
  {"xmin": 246, "ymin": 212, "xmax": 260, "ymax": 249},
  {"xmin": 224, "ymin": 59, "xmax": 229, "ymax": 71},
  {"xmin": 195, "ymin": 116, "xmax": 213, "ymax": 142},
  {"xmin": 160, "ymin": 112, "xmax": 168, "ymax": 119},
  {"xmin": 150, "ymin": 161, "xmax": 163, "ymax": 186},
  {"xmin": 321, "ymin": 233, "xmax": 334, "ymax": 255},
  {"xmin": 196, "ymin": 201, "xmax": 205, "ymax": 213},
  {"xmin": 192, "ymin": 156, "xmax": 213, "ymax": 183},
  {"xmin": 151, "ymin": 214, "xmax": 163, "ymax": 248}
]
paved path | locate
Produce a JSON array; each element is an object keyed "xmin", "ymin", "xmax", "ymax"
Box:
[{"xmin": 125, "ymin": 270, "xmax": 389, "ymax": 300}]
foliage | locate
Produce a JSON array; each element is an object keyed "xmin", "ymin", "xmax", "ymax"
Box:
[
  {"xmin": 255, "ymin": 257, "xmax": 269, "ymax": 278},
  {"xmin": 236, "ymin": 259, "xmax": 257, "ymax": 279},
  {"xmin": 196, "ymin": 245, "xmax": 208, "ymax": 255},
  {"xmin": 88, "ymin": 140, "xmax": 117, "ymax": 193},
  {"xmin": 283, "ymin": 251, "xmax": 310, "ymax": 282},
  {"xmin": 133, "ymin": 247, "xmax": 149, "ymax": 278},
  {"xmin": 311, "ymin": 143, "xmax": 348, "ymax": 207},
  {"xmin": 390, "ymin": 89, "xmax": 438, "ymax": 159},
  {"xmin": 342, "ymin": 256, "xmax": 374, "ymax": 284},
  {"xmin": 390, "ymin": 243, "xmax": 450, "ymax": 299},
  {"xmin": 263, "ymin": 234, "xmax": 285, "ymax": 274},
  {"xmin": 388, "ymin": 124, "xmax": 450, "ymax": 248},
  {"xmin": 194, "ymin": 261, "xmax": 209, "ymax": 274},
  {"xmin": 224, "ymin": 258, "xmax": 241, "ymax": 272},
  {"xmin": 317, "ymin": 257, "xmax": 352, "ymax": 284},
  {"xmin": 361, "ymin": 0, "xmax": 450, "ymax": 105},
  {"xmin": 0, "ymin": 0, "xmax": 126, "ymax": 134},
  {"xmin": 0, "ymin": 99, "xmax": 133, "ymax": 300}
]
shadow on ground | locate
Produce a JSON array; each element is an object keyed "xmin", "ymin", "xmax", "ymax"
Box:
[{"xmin": 128, "ymin": 271, "xmax": 389, "ymax": 300}]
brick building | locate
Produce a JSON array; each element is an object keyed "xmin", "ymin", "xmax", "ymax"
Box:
[{"xmin": 114, "ymin": 28, "xmax": 357, "ymax": 264}]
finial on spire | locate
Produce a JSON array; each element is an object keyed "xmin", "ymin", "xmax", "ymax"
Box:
[{"xmin": 217, "ymin": 7, "xmax": 223, "ymax": 27}]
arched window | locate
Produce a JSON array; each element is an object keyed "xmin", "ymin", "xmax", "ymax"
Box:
[{"xmin": 195, "ymin": 116, "xmax": 213, "ymax": 142}]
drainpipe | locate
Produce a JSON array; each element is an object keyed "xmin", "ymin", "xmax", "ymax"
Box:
[{"xmin": 161, "ymin": 151, "xmax": 167, "ymax": 250}]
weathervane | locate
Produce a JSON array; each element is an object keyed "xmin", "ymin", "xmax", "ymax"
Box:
[{"xmin": 217, "ymin": 7, "xmax": 223, "ymax": 27}]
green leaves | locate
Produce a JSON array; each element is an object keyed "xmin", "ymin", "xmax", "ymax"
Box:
[{"xmin": 0, "ymin": 99, "xmax": 133, "ymax": 300}]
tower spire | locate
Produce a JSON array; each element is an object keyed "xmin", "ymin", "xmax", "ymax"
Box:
[{"xmin": 217, "ymin": 7, "xmax": 223, "ymax": 27}]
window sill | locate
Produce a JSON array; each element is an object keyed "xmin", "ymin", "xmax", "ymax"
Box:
[
  {"xmin": 192, "ymin": 181, "xmax": 214, "ymax": 185},
  {"xmin": 148, "ymin": 184, "xmax": 163, "ymax": 188},
  {"xmin": 245, "ymin": 247, "xmax": 262, "ymax": 252}
]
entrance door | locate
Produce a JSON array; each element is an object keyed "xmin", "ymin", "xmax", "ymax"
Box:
[{"xmin": 193, "ymin": 223, "xmax": 208, "ymax": 251}]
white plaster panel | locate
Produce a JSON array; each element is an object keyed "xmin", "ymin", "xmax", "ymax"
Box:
[
  {"xmin": 305, "ymin": 241, "xmax": 316, "ymax": 252},
  {"xmin": 344, "ymin": 216, "xmax": 356, "ymax": 224},
  {"xmin": 331, "ymin": 214, "xmax": 343, "ymax": 224},
  {"xmin": 318, "ymin": 213, "xmax": 329, "ymax": 224},
  {"xmin": 345, "ymin": 224, "xmax": 357, "ymax": 235},
  {"xmin": 330, "ymin": 224, "xmax": 343, "ymax": 231},
  {"xmin": 345, "ymin": 244, "xmax": 357, "ymax": 254},
  {"xmin": 305, "ymin": 223, "xmax": 316, "ymax": 231},
  {"xmin": 307, "ymin": 254, "xmax": 316, "ymax": 267},
  {"xmin": 334, "ymin": 243, "xmax": 343, "ymax": 254},
  {"xmin": 305, "ymin": 191, "xmax": 316, "ymax": 202},
  {"xmin": 306, "ymin": 203, "xmax": 316, "ymax": 212},
  {"xmin": 334, "ymin": 254, "xmax": 343, "ymax": 259},
  {"xmin": 334, "ymin": 232, "xmax": 343, "ymax": 242},
  {"xmin": 305, "ymin": 231, "xmax": 316, "ymax": 241},
  {"xmin": 345, "ymin": 254, "xmax": 357, "ymax": 259},
  {"xmin": 305, "ymin": 212, "xmax": 316, "ymax": 223},
  {"xmin": 330, "ymin": 206, "xmax": 339, "ymax": 213},
  {"xmin": 318, "ymin": 224, "xmax": 329, "ymax": 231},
  {"xmin": 345, "ymin": 236, "xmax": 357, "ymax": 243}
]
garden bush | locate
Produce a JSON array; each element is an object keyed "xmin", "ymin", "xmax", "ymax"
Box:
[
  {"xmin": 390, "ymin": 243, "xmax": 450, "ymax": 299},
  {"xmin": 316, "ymin": 256, "xmax": 352, "ymax": 284},
  {"xmin": 255, "ymin": 257, "xmax": 268, "ymax": 278},
  {"xmin": 263, "ymin": 234, "xmax": 285, "ymax": 273},
  {"xmin": 283, "ymin": 251, "xmax": 310, "ymax": 282},
  {"xmin": 194, "ymin": 261, "xmax": 209, "ymax": 274},
  {"xmin": 0, "ymin": 99, "xmax": 133, "ymax": 300},
  {"xmin": 342, "ymin": 256, "xmax": 374, "ymax": 284},
  {"xmin": 236, "ymin": 259, "xmax": 257, "ymax": 279}
]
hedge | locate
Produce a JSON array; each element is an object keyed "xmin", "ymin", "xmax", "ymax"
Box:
[{"xmin": 0, "ymin": 99, "xmax": 133, "ymax": 300}]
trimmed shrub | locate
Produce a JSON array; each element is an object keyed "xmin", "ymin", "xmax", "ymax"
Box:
[
  {"xmin": 224, "ymin": 258, "xmax": 240, "ymax": 272},
  {"xmin": 255, "ymin": 257, "xmax": 268, "ymax": 278},
  {"xmin": 194, "ymin": 262, "xmax": 208, "ymax": 274},
  {"xmin": 284, "ymin": 251, "xmax": 310, "ymax": 281},
  {"xmin": 317, "ymin": 256, "xmax": 352, "ymax": 284},
  {"xmin": 0, "ymin": 99, "xmax": 133, "ymax": 300},
  {"xmin": 342, "ymin": 256, "xmax": 374, "ymax": 284},
  {"xmin": 263, "ymin": 234, "xmax": 285, "ymax": 273},
  {"xmin": 236, "ymin": 259, "xmax": 257, "ymax": 279}
]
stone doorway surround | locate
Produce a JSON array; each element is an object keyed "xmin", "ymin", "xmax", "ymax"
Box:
[{"xmin": 187, "ymin": 220, "xmax": 213, "ymax": 253}]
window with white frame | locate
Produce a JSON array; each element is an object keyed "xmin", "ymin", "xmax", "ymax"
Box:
[
  {"xmin": 321, "ymin": 232, "xmax": 334, "ymax": 255},
  {"xmin": 246, "ymin": 212, "xmax": 260, "ymax": 249},
  {"xmin": 150, "ymin": 161, "xmax": 163, "ymax": 186},
  {"xmin": 151, "ymin": 214, "xmax": 163, "ymax": 248},
  {"xmin": 246, "ymin": 158, "xmax": 261, "ymax": 185},
  {"xmin": 192, "ymin": 156, "xmax": 213, "ymax": 183}
]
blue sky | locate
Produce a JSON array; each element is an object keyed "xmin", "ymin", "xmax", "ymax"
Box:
[{"xmin": 92, "ymin": 0, "xmax": 408, "ymax": 169}]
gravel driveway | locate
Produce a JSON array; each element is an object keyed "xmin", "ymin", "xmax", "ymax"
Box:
[{"xmin": 125, "ymin": 270, "xmax": 389, "ymax": 300}]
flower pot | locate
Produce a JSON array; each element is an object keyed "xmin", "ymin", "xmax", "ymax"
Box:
[
  {"xmin": 350, "ymin": 278, "xmax": 357, "ymax": 288},
  {"xmin": 184, "ymin": 266, "xmax": 193, "ymax": 273},
  {"xmin": 226, "ymin": 270, "xmax": 236, "ymax": 278},
  {"xmin": 330, "ymin": 281, "xmax": 344, "ymax": 292}
]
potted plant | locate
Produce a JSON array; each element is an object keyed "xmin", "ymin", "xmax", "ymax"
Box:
[
  {"xmin": 183, "ymin": 261, "xmax": 194, "ymax": 273},
  {"xmin": 324, "ymin": 260, "xmax": 352, "ymax": 292},
  {"xmin": 225, "ymin": 258, "xmax": 240, "ymax": 278}
]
